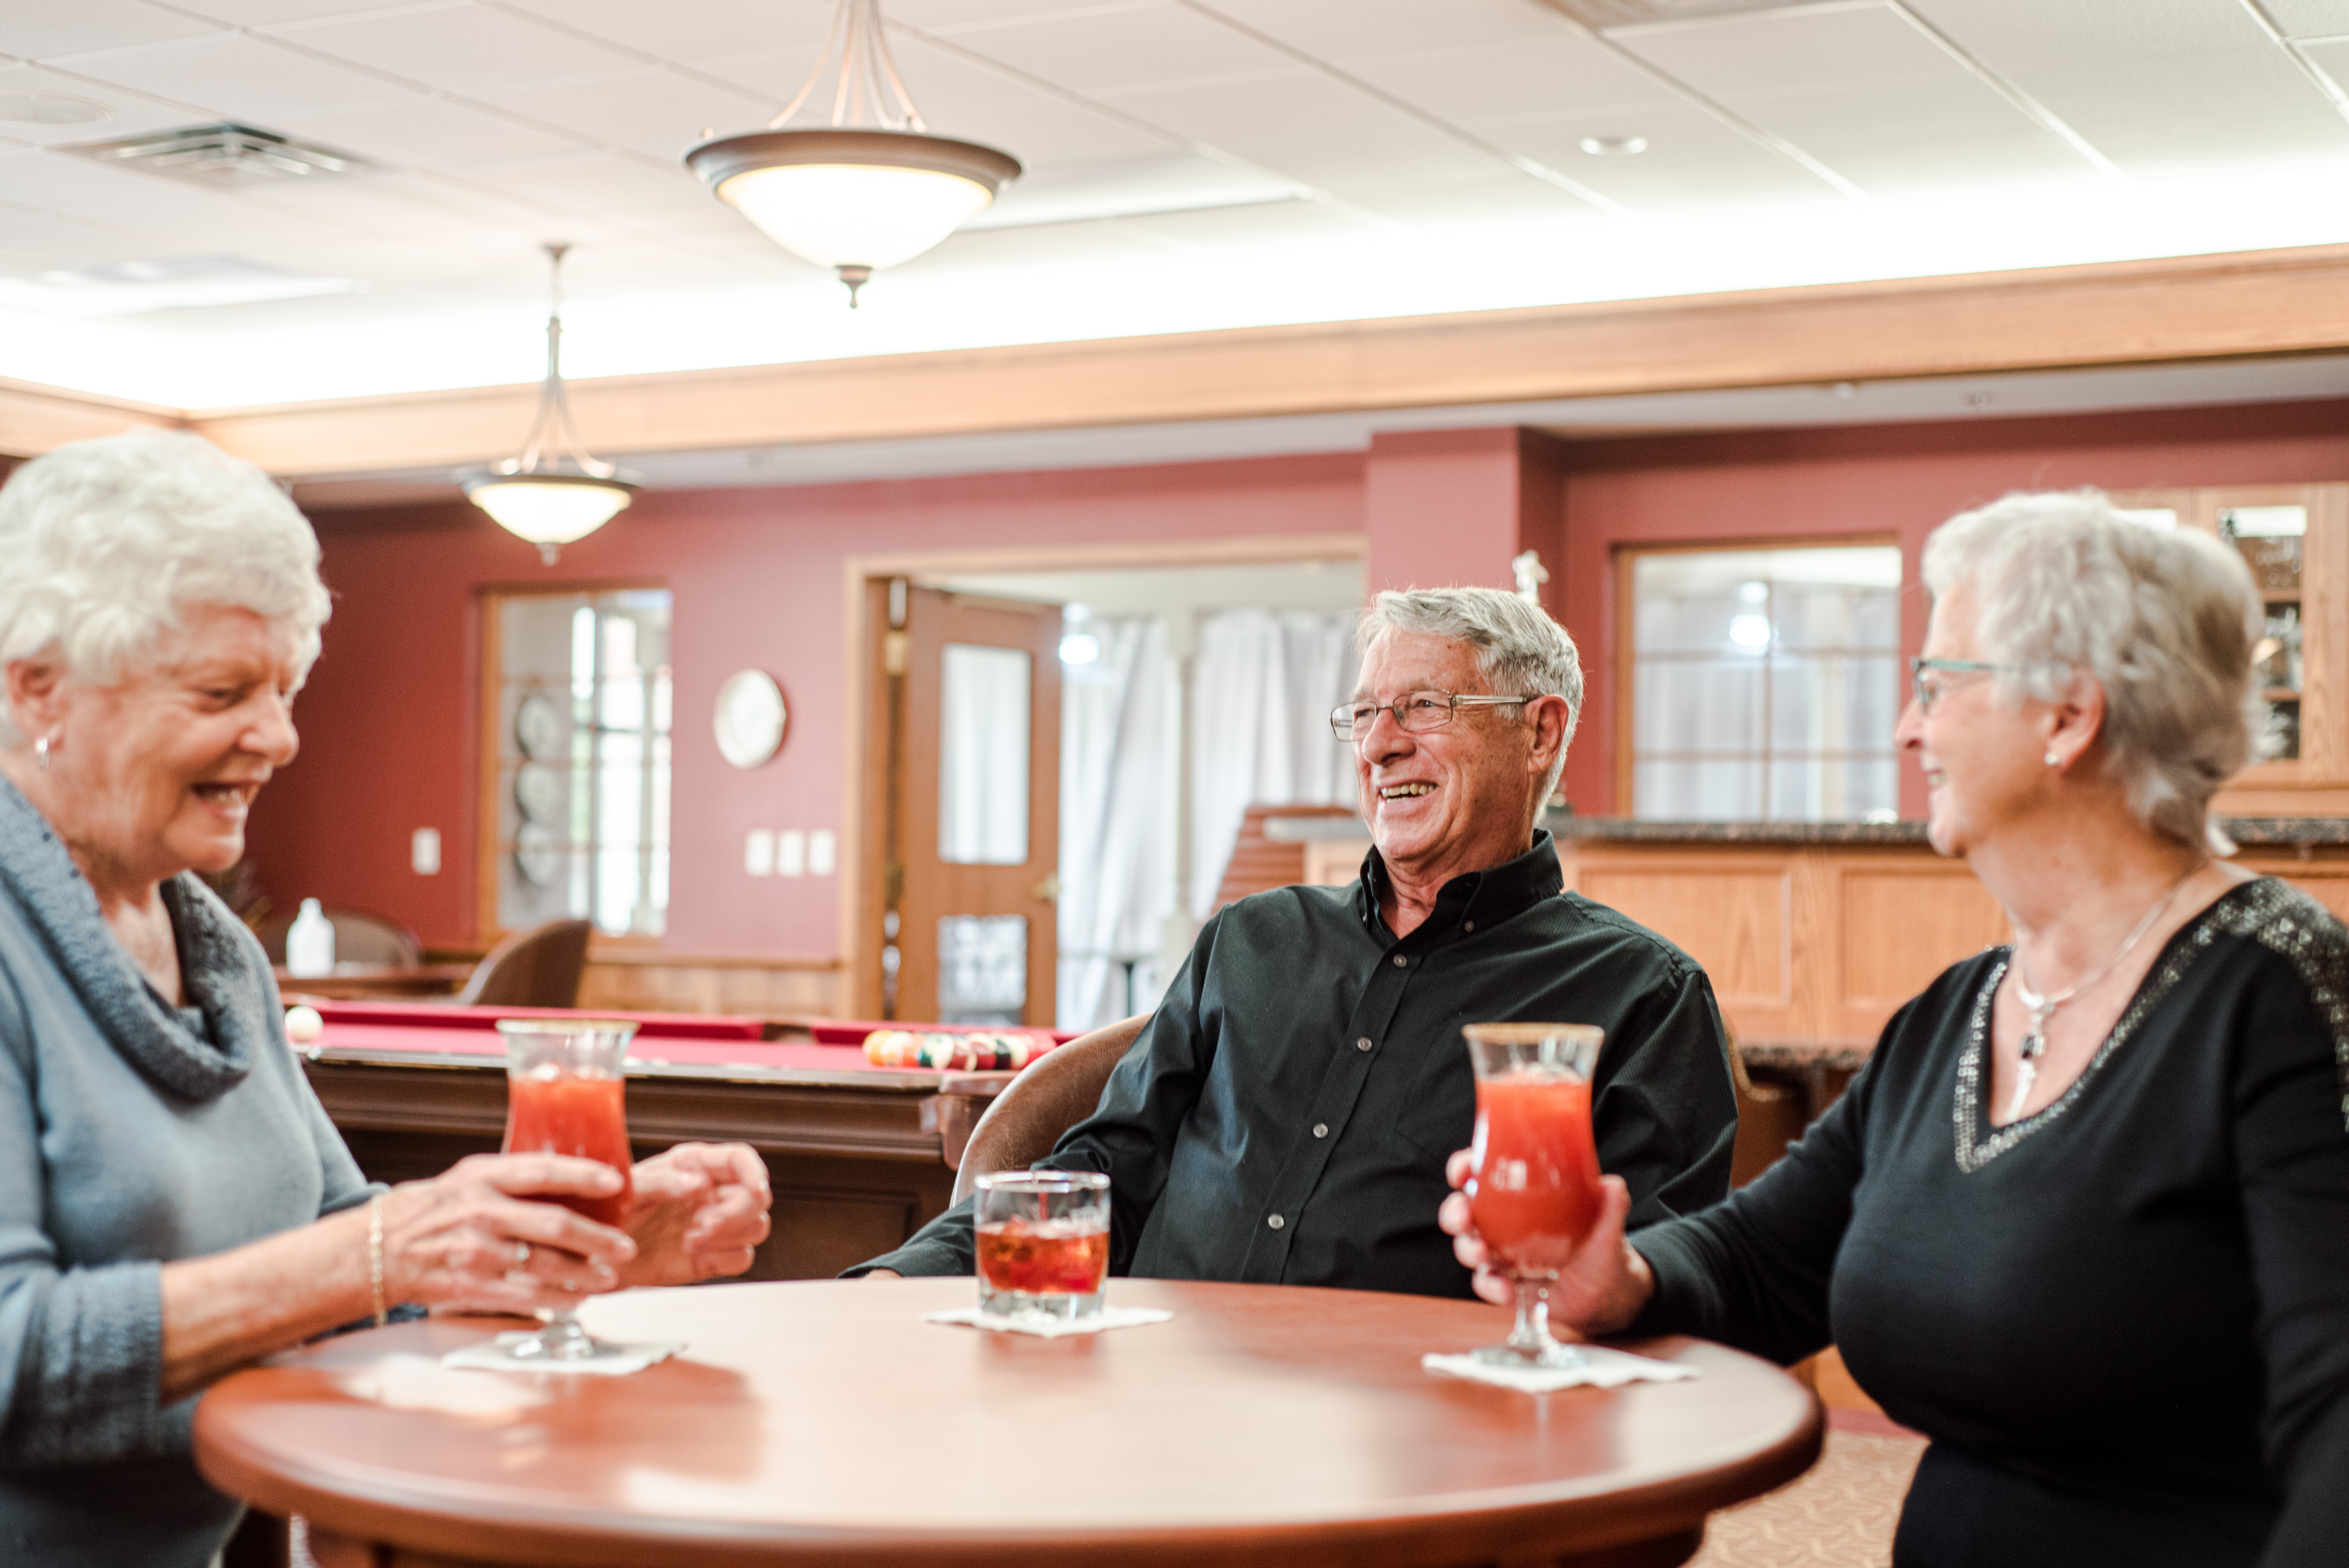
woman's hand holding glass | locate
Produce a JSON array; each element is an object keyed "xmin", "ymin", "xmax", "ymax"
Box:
[{"xmin": 1438, "ymin": 1149, "xmax": 1657, "ymax": 1339}]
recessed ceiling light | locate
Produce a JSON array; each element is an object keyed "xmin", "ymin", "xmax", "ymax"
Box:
[
  {"xmin": 1578, "ymin": 135, "xmax": 1649, "ymax": 157},
  {"xmin": 0, "ymin": 91, "xmax": 112, "ymax": 127}
]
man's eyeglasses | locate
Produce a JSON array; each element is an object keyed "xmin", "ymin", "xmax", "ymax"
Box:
[
  {"xmin": 1330, "ymin": 691, "xmax": 1533, "ymax": 741},
  {"xmin": 1909, "ymin": 657, "xmax": 2012, "ymax": 712}
]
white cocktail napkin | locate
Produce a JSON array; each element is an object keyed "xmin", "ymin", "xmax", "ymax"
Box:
[
  {"xmin": 922, "ymin": 1305, "xmax": 1173, "ymax": 1338},
  {"xmin": 1422, "ymin": 1346, "xmax": 1701, "ymax": 1392},
  {"xmin": 442, "ymin": 1333, "xmax": 683, "ymax": 1376}
]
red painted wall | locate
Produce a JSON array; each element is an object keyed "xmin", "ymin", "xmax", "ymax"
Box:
[
  {"xmin": 1554, "ymin": 397, "xmax": 2349, "ymax": 818},
  {"xmin": 248, "ymin": 395, "xmax": 2349, "ymax": 960},
  {"xmin": 244, "ymin": 452, "xmax": 1363, "ymax": 955}
]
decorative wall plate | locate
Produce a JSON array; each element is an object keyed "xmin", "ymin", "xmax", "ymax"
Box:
[
  {"xmin": 514, "ymin": 765, "xmax": 564, "ymax": 824},
  {"xmin": 515, "ymin": 691, "xmax": 563, "ymax": 760},
  {"xmin": 715, "ymin": 669, "xmax": 788, "ymax": 769},
  {"xmin": 515, "ymin": 823, "xmax": 565, "ymax": 888}
]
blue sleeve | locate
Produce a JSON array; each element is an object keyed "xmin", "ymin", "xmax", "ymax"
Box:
[{"xmin": 0, "ymin": 968, "xmax": 174, "ymax": 1469}]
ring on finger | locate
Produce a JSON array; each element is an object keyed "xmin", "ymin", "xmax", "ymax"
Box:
[{"xmin": 513, "ymin": 1240, "xmax": 532, "ymax": 1270}]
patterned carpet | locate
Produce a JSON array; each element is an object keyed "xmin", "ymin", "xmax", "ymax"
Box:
[{"xmin": 1688, "ymin": 1426, "xmax": 1927, "ymax": 1568}]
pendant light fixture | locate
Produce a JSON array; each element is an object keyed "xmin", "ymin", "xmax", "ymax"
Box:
[
  {"xmin": 684, "ymin": 0, "xmax": 1020, "ymax": 306},
  {"xmin": 458, "ymin": 242, "xmax": 639, "ymax": 564}
]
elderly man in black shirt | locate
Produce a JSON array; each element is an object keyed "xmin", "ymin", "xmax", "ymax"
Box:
[{"xmin": 855, "ymin": 586, "xmax": 1736, "ymax": 1297}]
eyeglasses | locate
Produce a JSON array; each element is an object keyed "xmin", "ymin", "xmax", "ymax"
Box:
[
  {"xmin": 1330, "ymin": 690, "xmax": 1532, "ymax": 741},
  {"xmin": 1909, "ymin": 657, "xmax": 2010, "ymax": 712}
]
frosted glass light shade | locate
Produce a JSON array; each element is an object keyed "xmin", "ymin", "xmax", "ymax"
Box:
[
  {"xmin": 461, "ymin": 472, "xmax": 635, "ymax": 545},
  {"xmin": 687, "ymin": 130, "xmax": 1021, "ymax": 272}
]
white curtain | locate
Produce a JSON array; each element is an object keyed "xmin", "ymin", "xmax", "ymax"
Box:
[
  {"xmin": 1187, "ymin": 609, "xmax": 1360, "ymax": 922},
  {"xmin": 1057, "ymin": 618, "xmax": 1170, "ymax": 1030}
]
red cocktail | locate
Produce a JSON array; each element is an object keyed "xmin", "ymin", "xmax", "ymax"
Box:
[
  {"xmin": 504, "ymin": 1071, "xmax": 633, "ymax": 1227},
  {"xmin": 1462, "ymin": 1022, "xmax": 1606, "ymax": 1368},
  {"xmin": 489, "ymin": 1017, "xmax": 640, "ymax": 1365},
  {"xmin": 1469, "ymin": 1075, "xmax": 1602, "ymax": 1274},
  {"xmin": 977, "ymin": 1219, "xmax": 1110, "ymax": 1297}
]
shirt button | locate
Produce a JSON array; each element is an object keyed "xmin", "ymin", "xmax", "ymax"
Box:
[
  {"xmin": 1313, "ymin": 1123, "xmax": 1329, "ymax": 1138},
  {"xmin": 1356, "ymin": 1037, "xmax": 1373, "ymax": 1052},
  {"xmin": 1393, "ymin": 955, "xmax": 1408, "ymax": 967},
  {"xmin": 1465, "ymin": 920, "xmax": 1475, "ymax": 931},
  {"xmin": 1267, "ymin": 1214, "xmax": 1286, "ymax": 1230}
]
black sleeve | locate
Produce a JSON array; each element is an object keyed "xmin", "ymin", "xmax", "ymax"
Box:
[
  {"xmin": 1625, "ymin": 994, "xmax": 1898, "ymax": 1367},
  {"xmin": 2232, "ymin": 956, "xmax": 2349, "ymax": 1567},
  {"xmin": 843, "ymin": 916, "xmax": 1221, "ymax": 1279},
  {"xmin": 1593, "ymin": 960, "xmax": 1739, "ymax": 1228},
  {"xmin": 1032, "ymin": 917, "xmax": 1219, "ymax": 1274}
]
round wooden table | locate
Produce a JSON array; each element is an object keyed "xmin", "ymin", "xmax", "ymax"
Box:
[{"xmin": 194, "ymin": 1278, "xmax": 1821, "ymax": 1568}]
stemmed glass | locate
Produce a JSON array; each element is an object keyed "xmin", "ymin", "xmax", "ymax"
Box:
[
  {"xmin": 1462, "ymin": 1022, "xmax": 1606, "ymax": 1368},
  {"xmin": 488, "ymin": 1017, "xmax": 638, "ymax": 1364}
]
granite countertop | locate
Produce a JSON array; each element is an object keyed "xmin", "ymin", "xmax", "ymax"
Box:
[{"xmin": 1548, "ymin": 815, "xmax": 2349, "ymax": 845}]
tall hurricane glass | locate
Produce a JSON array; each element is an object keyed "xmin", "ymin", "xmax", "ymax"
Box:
[
  {"xmin": 491, "ymin": 1017, "xmax": 638, "ymax": 1364},
  {"xmin": 1463, "ymin": 1022, "xmax": 1606, "ymax": 1368}
]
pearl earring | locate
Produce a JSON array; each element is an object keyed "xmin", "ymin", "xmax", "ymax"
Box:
[
  {"xmin": 34, "ymin": 732, "xmax": 53, "ymax": 771},
  {"xmin": 2044, "ymin": 750, "xmax": 2060, "ymax": 766}
]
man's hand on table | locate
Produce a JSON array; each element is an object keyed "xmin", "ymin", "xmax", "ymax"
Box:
[
  {"xmin": 615, "ymin": 1142, "xmax": 773, "ymax": 1288},
  {"xmin": 861, "ymin": 1269, "xmax": 903, "ymax": 1280},
  {"xmin": 1437, "ymin": 1147, "xmax": 1657, "ymax": 1336}
]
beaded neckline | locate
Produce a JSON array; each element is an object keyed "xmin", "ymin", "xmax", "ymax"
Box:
[{"xmin": 1952, "ymin": 879, "xmax": 2296, "ymax": 1173}]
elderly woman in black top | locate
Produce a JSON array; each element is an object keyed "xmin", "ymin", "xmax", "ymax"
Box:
[{"xmin": 1444, "ymin": 490, "xmax": 2349, "ymax": 1567}]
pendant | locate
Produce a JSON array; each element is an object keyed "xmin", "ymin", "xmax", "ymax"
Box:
[{"xmin": 2006, "ymin": 1057, "xmax": 2038, "ymax": 1123}]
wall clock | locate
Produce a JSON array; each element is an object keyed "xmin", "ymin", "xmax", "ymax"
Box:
[{"xmin": 715, "ymin": 669, "xmax": 788, "ymax": 769}]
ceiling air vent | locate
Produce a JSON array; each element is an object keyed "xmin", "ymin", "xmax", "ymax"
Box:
[
  {"xmin": 1542, "ymin": 0, "xmax": 1818, "ymax": 26},
  {"xmin": 62, "ymin": 123, "xmax": 372, "ymax": 188}
]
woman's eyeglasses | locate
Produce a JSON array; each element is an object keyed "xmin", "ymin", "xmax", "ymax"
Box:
[
  {"xmin": 1909, "ymin": 657, "xmax": 2011, "ymax": 711},
  {"xmin": 1330, "ymin": 691, "xmax": 1532, "ymax": 741}
]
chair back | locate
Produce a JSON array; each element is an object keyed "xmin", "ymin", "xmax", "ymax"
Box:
[
  {"xmin": 950, "ymin": 1014, "xmax": 1148, "ymax": 1205},
  {"xmin": 454, "ymin": 919, "xmax": 593, "ymax": 1009},
  {"xmin": 255, "ymin": 906, "xmax": 423, "ymax": 968}
]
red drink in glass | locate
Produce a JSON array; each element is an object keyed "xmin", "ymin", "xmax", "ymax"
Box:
[
  {"xmin": 1469, "ymin": 1074, "xmax": 1602, "ymax": 1274},
  {"xmin": 977, "ymin": 1219, "xmax": 1110, "ymax": 1296},
  {"xmin": 503, "ymin": 1070, "xmax": 633, "ymax": 1227}
]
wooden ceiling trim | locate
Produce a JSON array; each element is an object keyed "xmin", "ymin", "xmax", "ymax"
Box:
[
  {"xmin": 0, "ymin": 377, "xmax": 184, "ymax": 458},
  {"xmin": 10, "ymin": 243, "xmax": 2349, "ymax": 473}
]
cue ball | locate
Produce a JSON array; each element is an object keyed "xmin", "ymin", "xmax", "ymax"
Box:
[{"xmin": 284, "ymin": 1005, "xmax": 324, "ymax": 1044}]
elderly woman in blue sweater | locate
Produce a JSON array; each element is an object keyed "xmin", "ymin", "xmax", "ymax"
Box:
[{"xmin": 0, "ymin": 432, "xmax": 772, "ymax": 1566}]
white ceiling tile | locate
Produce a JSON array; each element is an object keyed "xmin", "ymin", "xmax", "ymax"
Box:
[
  {"xmin": 163, "ymin": 0, "xmax": 429, "ymax": 23},
  {"xmin": 1110, "ymin": 193, "xmax": 1390, "ymax": 249},
  {"xmin": 2266, "ymin": 0, "xmax": 2349, "ymax": 37},
  {"xmin": 0, "ymin": 62, "xmax": 224, "ymax": 146},
  {"xmin": 0, "ymin": 0, "xmax": 220, "ymax": 63},
  {"xmin": 1105, "ymin": 67, "xmax": 1440, "ymax": 155},
  {"xmin": 0, "ymin": 204, "xmax": 148, "ymax": 269},
  {"xmin": 1486, "ymin": 100, "xmax": 1838, "ymax": 209},
  {"xmin": 2071, "ymin": 104, "xmax": 2349, "ymax": 174},
  {"xmin": 1347, "ymin": 38, "xmax": 1675, "ymax": 127},
  {"xmin": 1250, "ymin": 136, "xmax": 1518, "ymax": 191},
  {"xmin": 271, "ymin": 4, "xmax": 645, "ymax": 94},
  {"xmin": 1617, "ymin": 2, "xmax": 1948, "ymax": 94},
  {"xmin": 269, "ymin": 94, "xmax": 585, "ymax": 169},
  {"xmin": 937, "ymin": 2, "xmax": 1299, "ymax": 94},
  {"xmin": 55, "ymin": 33, "xmax": 412, "ymax": 119},
  {"xmin": 1189, "ymin": 0, "xmax": 1576, "ymax": 64},
  {"xmin": 2298, "ymin": 34, "xmax": 2349, "ymax": 79},
  {"xmin": 1818, "ymin": 130, "xmax": 2095, "ymax": 199},
  {"xmin": 1902, "ymin": 0, "xmax": 2323, "ymax": 121},
  {"xmin": 454, "ymin": 148, "xmax": 732, "ymax": 228},
  {"xmin": 478, "ymin": 69, "xmax": 772, "ymax": 161},
  {"xmin": 238, "ymin": 169, "xmax": 548, "ymax": 238},
  {"xmin": 496, "ymin": 0, "xmax": 836, "ymax": 62},
  {"xmin": 1318, "ymin": 170, "xmax": 1600, "ymax": 228},
  {"xmin": 966, "ymin": 151, "xmax": 1297, "ymax": 226},
  {"xmin": 0, "ymin": 147, "xmax": 192, "ymax": 213},
  {"xmin": 889, "ymin": 39, "xmax": 1176, "ymax": 164}
]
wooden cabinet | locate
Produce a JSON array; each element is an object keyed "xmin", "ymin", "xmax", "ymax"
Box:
[{"xmin": 2114, "ymin": 483, "xmax": 2349, "ymax": 814}]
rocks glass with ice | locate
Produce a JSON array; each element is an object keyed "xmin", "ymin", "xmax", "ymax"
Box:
[{"xmin": 973, "ymin": 1171, "xmax": 1111, "ymax": 1320}]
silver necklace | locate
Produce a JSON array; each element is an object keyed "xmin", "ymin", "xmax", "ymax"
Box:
[{"xmin": 2006, "ymin": 867, "xmax": 2199, "ymax": 1122}]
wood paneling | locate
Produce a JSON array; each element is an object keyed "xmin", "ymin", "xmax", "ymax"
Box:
[
  {"xmin": 114, "ymin": 243, "xmax": 2349, "ymax": 477},
  {"xmin": 577, "ymin": 951, "xmax": 842, "ymax": 1017},
  {"xmin": 1834, "ymin": 866, "xmax": 2009, "ymax": 1027},
  {"xmin": 1580, "ymin": 861, "xmax": 1793, "ymax": 1016}
]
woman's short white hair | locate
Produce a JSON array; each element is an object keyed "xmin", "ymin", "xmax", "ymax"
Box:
[
  {"xmin": 1922, "ymin": 489, "xmax": 2263, "ymax": 854},
  {"xmin": 0, "ymin": 430, "xmax": 330, "ymax": 708},
  {"xmin": 1359, "ymin": 586, "xmax": 1584, "ymax": 799}
]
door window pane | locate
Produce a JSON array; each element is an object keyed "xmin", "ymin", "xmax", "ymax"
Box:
[
  {"xmin": 939, "ymin": 643, "xmax": 1031, "ymax": 864},
  {"xmin": 495, "ymin": 589, "xmax": 672, "ymax": 936},
  {"xmin": 1630, "ymin": 547, "xmax": 1902, "ymax": 821},
  {"xmin": 937, "ymin": 914, "xmax": 1027, "ymax": 1025}
]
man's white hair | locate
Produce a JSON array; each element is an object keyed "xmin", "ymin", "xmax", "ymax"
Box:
[
  {"xmin": 1922, "ymin": 489, "xmax": 2263, "ymax": 854},
  {"xmin": 1359, "ymin": 586, "xmax": 1584, "ymax": 800},
  {"xmin": 0, "ymin": 431, "xmax": 330, "ymax": 732}
]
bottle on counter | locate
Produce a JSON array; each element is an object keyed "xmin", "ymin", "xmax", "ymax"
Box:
[{"xmin": 286, "ymin": 898, "xmax": 336, "ymax": 978}]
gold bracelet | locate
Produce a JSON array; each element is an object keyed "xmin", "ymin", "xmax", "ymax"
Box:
[{"xmin": 367, "ymin": 1191, "xmax": 388, "ymax": 1328}]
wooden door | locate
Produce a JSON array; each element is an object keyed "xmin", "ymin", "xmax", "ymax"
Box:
[{"xmin": 890, "ymin": 587, "xmax": 1061, "ymax": 1026}]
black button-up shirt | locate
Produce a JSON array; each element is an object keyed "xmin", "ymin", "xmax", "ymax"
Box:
[{"xmin": 857, "ymin": 831, "xmax": 1737, "ymax": 1297}]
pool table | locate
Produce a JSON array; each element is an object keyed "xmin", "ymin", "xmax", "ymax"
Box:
[{"xmin": 289, "ymin": 1001, "xmax": 1069, "ymax": 1282}]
